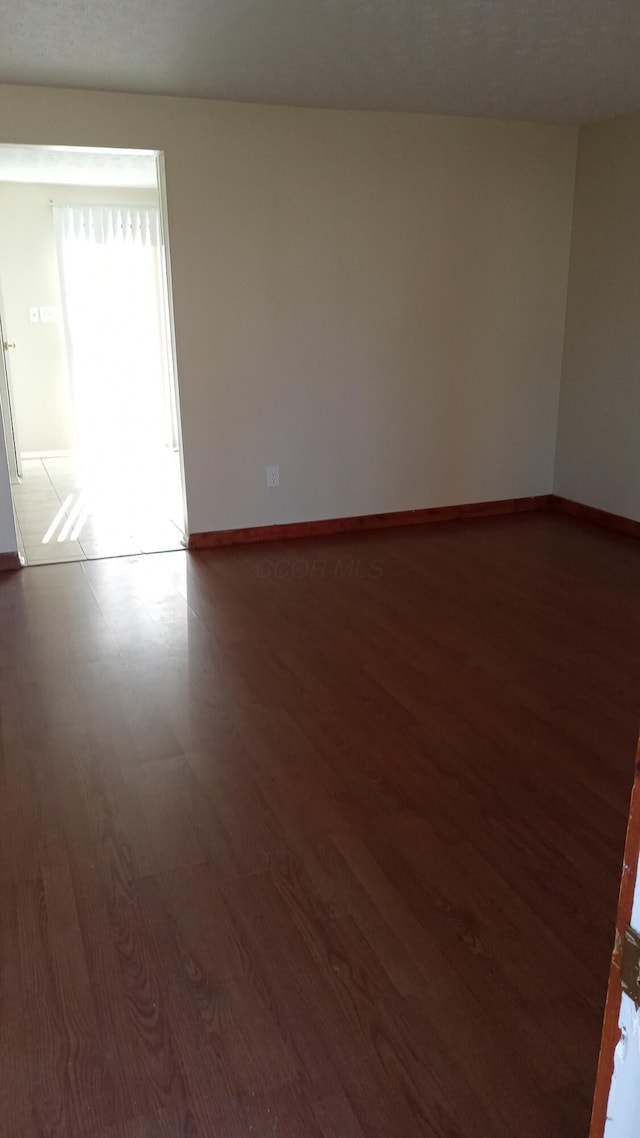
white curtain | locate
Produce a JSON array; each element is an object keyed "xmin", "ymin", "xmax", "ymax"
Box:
[{"xmin": 54, "ymin": 204, "xmax": 176, "ymax": 473}]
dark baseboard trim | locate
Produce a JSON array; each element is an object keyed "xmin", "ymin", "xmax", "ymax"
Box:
[
  {"xmin": 550, "ymin": 495, "xmax": 640, "ymax": 539},
  {"xmin": 189, "ymin": 495, "xmax": 552, "ymax": 551},
  {"xmin": 0, "ymin": 551, "xmax": 22, "ymax": 572},
  {"xmin": 3, "ymin": 495, "xmax": 636, "ymax": 567}
]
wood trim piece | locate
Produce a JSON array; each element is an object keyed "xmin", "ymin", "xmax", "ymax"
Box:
[
  {"xmin": 189, "ymin": 495, "xmax": 552, "ymax": 550},
  {"xmin": 0, "ymin": 551, "xmax": 21, "ymax": 572},
  {"xmin": 551, "ymin": 495, "xmax": 640, "ymax": 539},
  {"xmin": 589, "ymin": 746, "xmax": 640, "ymax": 1138}
]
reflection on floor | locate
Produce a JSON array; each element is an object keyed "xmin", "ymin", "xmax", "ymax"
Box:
[{"xmin": 13, "ymin": 452, "xmax": 185, "ymax": 565}]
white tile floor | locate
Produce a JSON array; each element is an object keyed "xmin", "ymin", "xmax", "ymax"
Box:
[{"xmin": 13, "ymin": 452, "xmax": 185, "ymax": 565}]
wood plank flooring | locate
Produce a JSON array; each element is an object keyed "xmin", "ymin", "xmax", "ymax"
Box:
[{"xmin": 2, "ymin": 512, "xmax": 640, "ymax": 1137}]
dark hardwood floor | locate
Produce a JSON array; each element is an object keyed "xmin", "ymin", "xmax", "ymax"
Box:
[{"xmin": 2, "ymin": 512, "xmax": 640, "ymax": 1137}]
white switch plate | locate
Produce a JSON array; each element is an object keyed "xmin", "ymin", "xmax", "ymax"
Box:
[
  {"xmin": 29, "ymin": 307, "xmax": 40, "ymax": 323},
  {"xmin": 266, "ymin": 465, "xmax": 280, "ymax": 487},
  {"xmin": 39, "ymin": 306, "xmax": 56, "ymax": 323}
]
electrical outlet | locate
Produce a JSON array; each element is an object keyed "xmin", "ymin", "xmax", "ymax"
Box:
[
  {"xmin": 29, "ymin": 307, "xmax": 40, "ymax": 324},
  {"xmin": 39, "ymin": 306, "xmax": 56, "ymax": 323},
  {"xmin": 266, "ymin": 465, "xmax": 280, "ymax": 487}
]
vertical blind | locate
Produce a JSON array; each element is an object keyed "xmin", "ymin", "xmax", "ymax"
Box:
[
  {"xmin": 53, "ymin": 203, "xmax": 177, "ymax": 471},
  {"xmin": 55, "ymin": 204, "xmax": 163, "ymax": 246}
]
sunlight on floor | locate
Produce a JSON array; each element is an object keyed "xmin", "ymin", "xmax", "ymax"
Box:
[{"xmin": 13, "ymin": 451, "xmax": 185, "ymax": 565}]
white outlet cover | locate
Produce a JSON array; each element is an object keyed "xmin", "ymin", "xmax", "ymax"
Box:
[
  {"xmin": 266, "ymin": 465, "xmax": 280, "ymax": 487},
  {"xmin": 29, "ymin": 306, "xmax": 40, "ymax": 323},
  {"xmin": 39, "ymin": 306, "xmax": 56, "ymax": 323}
]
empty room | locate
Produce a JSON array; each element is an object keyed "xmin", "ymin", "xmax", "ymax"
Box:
[{"xmin": 1, "ymin": 4, "xmax": 640, "ymax": 1138}]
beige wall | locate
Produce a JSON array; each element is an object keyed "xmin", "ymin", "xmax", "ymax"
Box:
[
  {"xmin": 554, "ymin": 113, "xmax": 640, "ymax": 521},
  {"xmin": 0, "ymin": 85, "xmax": 578, "ymax": 554},
  {"xmin": 0, "ymin": 182, "xmax": 158, "ymax": 455}
]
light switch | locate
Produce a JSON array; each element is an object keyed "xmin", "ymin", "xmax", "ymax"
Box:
[
  {"xmin": 29, "ymin": 307, "xmax": 40, "ymax": 323},
  {"xmin": 39, "ymin": 306, "xmax": 56, "ymax": 323}
]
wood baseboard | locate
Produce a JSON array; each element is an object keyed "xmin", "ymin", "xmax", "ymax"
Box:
[
  {"xmin": 0, "ymin": 551, "xmax": 22, "ymax": 572},
  {"xmin": 189, "ymin": 494, "xmax": 552, "ymax": 550},
  {"xmin": 551, "ymin": 495, "xmax": 640, "ymax": 539},
  {"xmin": 0, "ymin": 493, "xmax": 634, "ymax": 568}
]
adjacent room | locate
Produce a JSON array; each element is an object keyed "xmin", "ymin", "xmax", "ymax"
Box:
[
  {"xmin": 0, "ymin": 146, "xmax": 185, "ymax": 565},
  {"xmin": 1, "ymin": 4, "xmax": 640, "ymax": 1138}
]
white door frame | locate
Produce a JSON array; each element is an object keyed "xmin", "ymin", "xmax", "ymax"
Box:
[
  {"xmin": 0, "ymin": 281, "xmax": 21, "ymax": 482},
  {"xmin": 155, "ymin": 150, "xmax": 189, "ymax": 542}
]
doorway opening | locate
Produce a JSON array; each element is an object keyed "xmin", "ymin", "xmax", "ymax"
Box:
[{"xmin": 0, "ymin": 144, "xmax": 187, "ymax": 565}]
